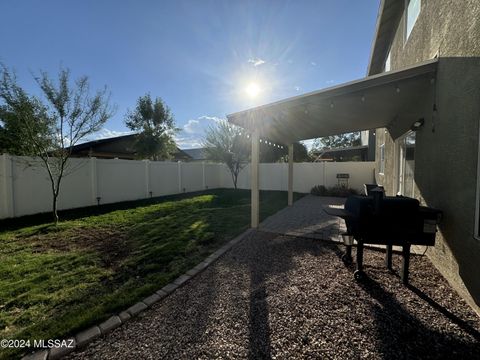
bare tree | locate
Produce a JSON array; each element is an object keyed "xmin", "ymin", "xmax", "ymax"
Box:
[
  {"xmin": 203, "ymin": 120, "xmax": 249, "ymax": 189},
  {"xmin": 0, "ymin": 66, "xmax": 115, "ymax": 223}
]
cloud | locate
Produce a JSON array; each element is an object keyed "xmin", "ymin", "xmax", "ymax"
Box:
[
  {"xmin": 183, "ymin": 119, "xmax": 199, "ymax": 134},
  {"xmin": 198, "ymin": 115, "xmax": 223, "ymax": 123},
  {"xmin": 311, "ymin": 61, "xmax": 317, "ymax": 66},
  {"xmin": 301, "ymin": 139, "xmax": 316, "ymax": 151},
  {"xmin": 247, "ymin": 58, "xmax": 266, "ymax": 67},
  {"xmin": 177, "ymin": 115, "xmax": 227, "ymax": 149},
  {"xmin": 325, "ymin": 80, "xmax": 335, "ymax": 85},
  {"xmin": 294, "ymin": 86, "xmax": 301, "ymax": 92}
]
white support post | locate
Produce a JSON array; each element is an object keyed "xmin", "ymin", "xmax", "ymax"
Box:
[
  {"xmin": 144, "ymin": 160, "xmax": 150, "ymax": 198},
  {"xmin": 90, "ymin": 157, "xmax": 98, "ymax": 205},
  {"xmin": 202, "ymin": 161, "xmax": 206, "ymax": 189},
  {"xmin": 178, "ymin": 161, "xmax": 182, "ymax": 193},
  {"xmin": 1, "ymin": 154, "xmax": 15, "ymax": 218},
  {"xmin": 323, "ymin": 160, "xmax": 327, "ymax": 187},
  {"xmin": 288, "ymin": 144, "xmax": 294, "ymax": 206},
  {"xmin": 251, "ymin": 130, "xmax": 260, "ymax": 228}
]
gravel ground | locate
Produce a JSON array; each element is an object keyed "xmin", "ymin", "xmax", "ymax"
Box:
[{"xmin": 68, "ymin": 231, "xmax": 480, "ymax": 360}]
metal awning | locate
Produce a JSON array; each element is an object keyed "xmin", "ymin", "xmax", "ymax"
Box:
[{"xmin": 227, "ymin": 59, "xmax": 437, "ymax": 143}]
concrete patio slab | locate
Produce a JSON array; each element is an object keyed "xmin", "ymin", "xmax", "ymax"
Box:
[{"xmin": 261, "ymin": 195, "xmax": 427, "ymax": 254}]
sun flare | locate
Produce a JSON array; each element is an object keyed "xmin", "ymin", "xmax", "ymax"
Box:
[{"xmin": 245, "ymin": 82, "xmax": 261, "ymax": 98}]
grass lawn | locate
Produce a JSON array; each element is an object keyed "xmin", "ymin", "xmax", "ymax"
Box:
[{"xmin": 0, "ymin": 189, "xmax": 303, "ymax": 359}]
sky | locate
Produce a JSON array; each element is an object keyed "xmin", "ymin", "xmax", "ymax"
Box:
[{"xmin": 0, "ymin": 0, "xmax": 380, "ymax": 149}]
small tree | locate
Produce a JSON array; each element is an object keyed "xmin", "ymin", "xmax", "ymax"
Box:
[
  {"xmin": 203, "ymin": 120, "xmax": 249, "ymax": 189},
  {"xmin": 0, "ymin": 66, "xmax": 114, "ymax": 224},
  {"xmin": 124, "ymin": 94, "xmax": 177, "ymax": 160},
  {"xmin": 313, "ymin": 132, "xmax": 361, "ymax": 150}
]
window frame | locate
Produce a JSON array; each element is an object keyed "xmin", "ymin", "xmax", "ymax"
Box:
[
  {"xmin": 379, "ymin": 143, "xmax": 385, "ymax": 175},
  {"xmin": 405, "ymin": 0, "xmax": 421, "ymax": 42}
]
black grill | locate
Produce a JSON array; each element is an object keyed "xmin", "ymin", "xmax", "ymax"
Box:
[{"xmin": 324, "ymin": 191, "xmax": 442, "ymax": 284}]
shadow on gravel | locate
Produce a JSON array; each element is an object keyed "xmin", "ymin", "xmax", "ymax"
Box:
[
  {"xmin": 239, "ymin": 231, "xmax": 342, "ymax": 360},
  {"xmin": 407, "ymin": 284, "xmax": 480, "ymax": 343},
  {"xmin": 358, "ymin": 277, "xmax": 480, "ymax": 359}
]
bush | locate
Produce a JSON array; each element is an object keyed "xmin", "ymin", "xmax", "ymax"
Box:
[{"xmin": 310, "ymin": 185, "xmax": 359, "ymax": 197}]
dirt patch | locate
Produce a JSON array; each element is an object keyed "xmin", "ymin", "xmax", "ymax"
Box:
[{"xmin": 23, "ymin": 226, "xmax": 130, "ymax": 268}]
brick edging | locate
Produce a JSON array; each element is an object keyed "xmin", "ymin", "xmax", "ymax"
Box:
[{"xmin": 22, "ymin": 228, "xmax": 254, "ymax": 360}]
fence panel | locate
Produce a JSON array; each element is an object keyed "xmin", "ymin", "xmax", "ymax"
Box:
[
  {"xmin": 96, "ymin": 159, "xmax": 146, "ymax": 204},
  {"xmin": 150, "ymin": 161, "xmax": 180, "ymax": 196},
  {"xmin": 180, "ymin": 162, "xmax": 204, "ymax": 193},
  {"xmin": 0, "ymin": 154, "xmax": 376, "ymax": 219}
]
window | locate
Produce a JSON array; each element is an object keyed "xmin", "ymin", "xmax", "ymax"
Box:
[
  {"xmin": 406, "ymin": 0, "xmax": 421, "ymax": 41},
  {"xmin": 385, "ymin": 50, "xmax": 391, "ymax": 72},
  {"xmin": 379, "ymin": 144, "xmax": 385, "ymax": 174}
]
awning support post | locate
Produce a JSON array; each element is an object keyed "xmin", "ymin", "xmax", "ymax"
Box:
[
  {"xmin": 288, "ymin": 143, "xmax": 294, "ymax": 206},
  {"xmin": 251, "ymin": 130, "xmax": 260, "ymax": 228}
]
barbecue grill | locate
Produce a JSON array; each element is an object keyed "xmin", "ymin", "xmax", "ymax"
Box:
[{"xmin": 324, "ymin": 190, "xmax": 442, "ymax": 284}]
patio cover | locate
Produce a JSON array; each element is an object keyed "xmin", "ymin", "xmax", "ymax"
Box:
[{"xmin": 227, "ymin": 59, "xmax": 437, "ymax": 143}]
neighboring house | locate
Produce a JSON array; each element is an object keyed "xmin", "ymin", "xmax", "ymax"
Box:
[
  {"xmin": 69, "ymin": 134, "xmax": 191, "ymax": 161},
  {"xmin": 313, "ymin": 130, "xmax": 376, "ymax": 162},
  {"xmin": 181, "ymin": 148, "xmax": 208, "ymax": 162},
  {"xmin": 228, "ymin": 0, "xmax": 480, "ymax": 315},
  {"xmin": 313, "ymin": 145, "xmax": 369, "ymax": 162}
]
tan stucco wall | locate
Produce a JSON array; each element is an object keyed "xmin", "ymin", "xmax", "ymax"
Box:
[{"xmin": 373, "ymin": 0, "xmax": 480, "ymax": 314}]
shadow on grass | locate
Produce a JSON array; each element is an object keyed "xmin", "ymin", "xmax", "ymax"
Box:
[{"xmin": 0, "ymin": 189, "xmax": 227, "ymax": 232}]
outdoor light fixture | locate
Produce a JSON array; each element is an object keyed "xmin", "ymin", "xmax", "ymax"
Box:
[
  {"xmin": 411, "ymin": 118, "xmax": 425, "ymax": 131},
  {"xmin": 330, "ymin": 101, "xmax": 334, "ymax": 108},
  {"xmin": 396, "ymin": 86, "xmax": 400, "ymax": 93},
  {"xmin": 361, "ymin": 95, "xmax": 365, "ymax": 102}
]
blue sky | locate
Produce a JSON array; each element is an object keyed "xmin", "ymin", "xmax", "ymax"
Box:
[{"xmin": 0, "ymin": 0, "xmax": 379, "ymax": 149}]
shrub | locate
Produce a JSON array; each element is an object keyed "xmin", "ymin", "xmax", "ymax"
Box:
[
  {"xmin": 310, "ymin": 185, "xmax": 328, "ymax": 196},
  {"xmin": 310, "ymin": 185, "xmax": 359, "ymax": 197}
]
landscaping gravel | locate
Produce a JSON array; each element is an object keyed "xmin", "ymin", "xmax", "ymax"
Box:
[{"xmin": 67, "ymin": 231, "xmax": 480, "ymax": 360}]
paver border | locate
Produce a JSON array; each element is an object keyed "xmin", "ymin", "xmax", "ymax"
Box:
[{"xmin": 21, "ymin": 228, "xmax": 254, "ymax": 360}]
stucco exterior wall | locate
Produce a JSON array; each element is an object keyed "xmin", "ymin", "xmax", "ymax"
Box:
[{"xmin": 373, "ymin": 0, "xmax": 480, "ymax": 314}]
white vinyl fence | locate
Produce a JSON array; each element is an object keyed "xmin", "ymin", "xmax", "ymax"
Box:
[{"xmin": 0, "ymin": 154, "xmax": 375, "ymax": 219}]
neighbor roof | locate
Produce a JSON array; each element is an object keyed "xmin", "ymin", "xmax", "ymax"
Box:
[
  {"xmin": 181, "ymin": 148, "xmax": 207, "ymax": 160},
  {"xmin": 227, "ymin": 59, "xmax": 437, "ymax": 144}
]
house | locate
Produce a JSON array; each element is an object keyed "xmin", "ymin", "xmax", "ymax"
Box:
[
  {"xmin": 313, "ymin": 130, "xmax": 376, "ymax": 162},
  {"xmin": 181, "ymin": 148, "xmax": 208, "ymax": 162},
  {"xmin": 69, "ymin": 134, "xmax": 192, "ymax": 161},
  {"xmin": 228, "ymin": 0, "xmax": 480, "ymax": 315}
]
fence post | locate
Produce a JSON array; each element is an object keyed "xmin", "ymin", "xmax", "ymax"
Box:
[
  {"xmin": 144, "ymin": 160, "xmax": 150, "ymax": 198},
  {"xmin": 202, "ymin": 161, "xmax": 206, "ymax": 189},
  {"xmin": 1, "ymin": 154, "xmax": 15, "ymax": 218},
  {"xmin": 90, "ymin": 157, "xmax": 98, "ymax": 206},
  {"xmin": 177, "ymin": 161, "xmax": 182, "ymax": 193}
]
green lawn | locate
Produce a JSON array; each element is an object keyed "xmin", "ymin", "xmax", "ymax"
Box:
[{"xmin": 0, "ymin": 189, "xmax": 303, "ymax": 359}]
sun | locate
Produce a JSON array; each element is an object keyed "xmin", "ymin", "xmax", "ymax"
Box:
[{"xmin": 245, "ymin": 82, "xmax": 261, "ymax": 98}]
